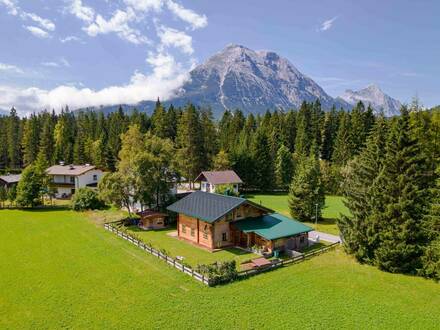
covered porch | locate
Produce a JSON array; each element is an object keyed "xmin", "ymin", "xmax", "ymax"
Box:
[{"xmin": 230, "ymin": 213, "xmax": 313, "ymax": 254}]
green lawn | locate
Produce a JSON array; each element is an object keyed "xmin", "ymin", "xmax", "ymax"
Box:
[
  {"xmin": 124, "ymin": 225, "xmax": 258, "ymax": 267},
  {"xmin": 1, "ymin": 208, "xmax": 439, "ymax": 329},
  {"xmin": 247, "ymin": 194, "xmax": 349, "ymax": 235}
]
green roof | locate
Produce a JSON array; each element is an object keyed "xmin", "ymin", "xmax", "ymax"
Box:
[
  {"xmin": 167, "ymin": 191, "xmax": 273, "ymax": 223},
  {"xmin": 233, "ymin": 213, "xmax": 313, "ymax": 240}
]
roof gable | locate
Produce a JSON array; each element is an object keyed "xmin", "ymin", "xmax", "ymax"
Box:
[
  {"xmin": 46, "ymin": 164, "xmax": 97, "ymax": 176},
  {"xmin": 167, "ymin": 191, "xmax": 266, "ymax": 223},
  {"xmin": 195, "ymin": 170, "xmax": 243, "ymax": 185},
  {"xmin": 0, "ymin": 174, "xmax": 21, "ymax": 184}
]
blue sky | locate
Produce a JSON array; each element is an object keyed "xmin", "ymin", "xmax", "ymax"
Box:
[{"xmin": 0, "ymin": 0, "xmax": 439, "ymax": 114}]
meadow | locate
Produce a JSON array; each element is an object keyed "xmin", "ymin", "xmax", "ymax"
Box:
[
  {"xmin": 247, "ymin": 194, "xmax": 349, "ymax": 235},
  {"xmin": 1, "ymin": 208, "xmax": 439, "ymax": 329}
]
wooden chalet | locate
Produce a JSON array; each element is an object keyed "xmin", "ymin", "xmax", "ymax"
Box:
[{"xmin": 167, "ymin": 191, "xmax": 312, "ymax": 253}]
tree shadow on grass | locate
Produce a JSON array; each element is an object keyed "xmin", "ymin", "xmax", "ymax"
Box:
[{"xmin": 17, "ymin": 206, "xmax": 71, "ymax": 212}]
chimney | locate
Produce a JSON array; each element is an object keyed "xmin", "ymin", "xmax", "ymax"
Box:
[{"xmin": 69, "ymin": 165, "xmax": 75, "ymax": 170}]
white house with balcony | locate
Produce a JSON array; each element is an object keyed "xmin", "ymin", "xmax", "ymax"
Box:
[
  {"xmin": 47, "ymin": 163, "xmax": 104, "ymax": 198},
  {"xmin": 195, "ymin": 170, "xmax": 243, "ymax": 194}
]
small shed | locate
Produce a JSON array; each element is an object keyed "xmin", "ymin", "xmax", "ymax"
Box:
[{"xmin": 137, "ymin": 210, "xmax": 168, "ymax": 230}]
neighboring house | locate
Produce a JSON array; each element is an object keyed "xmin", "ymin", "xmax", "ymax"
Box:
[
  {"xmin": 167, "ymin": 191, "xmax": 312, "ymax": 253},
  {"xmin": 0, "ymin": 174, "xmax": 21, "ymax": 189},
  {"xmin": 195, "ymin": 170, "xmax": 243, "ymax": 194},
  {"xmin": 137, "ymin": 210, "xmax": 167, "ymax": 230},
  {"xmin": 46, "ymin": 164, "xmax": 104, "ymax": 198}
]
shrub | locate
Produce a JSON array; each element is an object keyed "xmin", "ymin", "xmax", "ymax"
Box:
[
  {"xmin": 215, "ymin": 184, "xmax": 239, "ymax": 197},
  {"xmin": 196, "ymin": 260, "xmax": 238, "ymax": 285},
  {"xmin": 71, "ymin": 188, "xmax": 105, "ymax": 211}
]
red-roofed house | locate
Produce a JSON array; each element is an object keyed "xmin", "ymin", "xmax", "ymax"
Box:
[{"xmin": 195, "ymin": 170, "xmax": 243, "ymax": 194}]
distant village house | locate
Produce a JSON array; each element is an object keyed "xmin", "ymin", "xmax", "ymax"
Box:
[
  {"xmin": 0, "ymin": 174, "xmax": 21, "ymax": 189},
  {"xmin": 47, "ymin": 163, "xmax": 104, "ymax": 199},
  {"xmin": 195, "ymin": 170, "xmax": 243, "ymax": 194}
]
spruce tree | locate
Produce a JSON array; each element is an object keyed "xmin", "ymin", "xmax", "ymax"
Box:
[
  {"xmin": 288, "ymin": 155, "xmax": 325, "ymax": 222},
  {"xmin": 7, "ymin": 107, "xmax": 21, "ymax": 169},
  {"xmin": 338, "ymin": 115, "xmax": 388, "ymax": 261},
  {"xmin": 294, "ymin": 102, "xmax": 312, "ymax": 157},
  {"xmin": 251, "ymin": 127, "xmax": 274, "ymax": 191},
  {"xmin": 373, "ymin": 107, "xmax": 432, "ymax": 274},
  {"xmin": 175, "ymin": 104, "xmax": 205, "ymax": 187},
  {"xmin": 275, "ymin": 144, "xmax": 294, "ymax": 189},
  {"xmin": 22, "ymin": 114, "xmax": 41, "ymax": 166},
  {"xmin": 332, "ymin": 111, "xmax": 353, "ymax": 165}
]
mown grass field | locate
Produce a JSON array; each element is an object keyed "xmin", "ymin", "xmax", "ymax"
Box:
[
  {"xmin": 125, "ymin": 225, "xmax": 258, "ymax": 267},
  {"xmin": 247, "ymin": 194, "xmax": 349, "ymax": 235},
  {"xmin": 1, "ymin": 208, "xmax": 439, "ymax": 329}
]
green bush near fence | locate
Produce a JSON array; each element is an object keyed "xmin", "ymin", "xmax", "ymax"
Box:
[{"xmin": 196, "ymin": 260, "xmax": 238, "ymax": 285}]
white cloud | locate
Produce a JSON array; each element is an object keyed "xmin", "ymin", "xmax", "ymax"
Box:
[
  {"xmin": 0, "ymin": 51, "xmax": 190, "ymax": 114},
  {"xmin": 21, "ymin": 12, "xmax": 55, "ymax": 31},
  {"xmin": 0, "ymin": 0, "xmax": 19, "ymax": 15},
  {"xmin": 123, "ymin": 0, "xmax": 163, "ymax": 12},
  {"xmin": 1, "ymin": 0, "xmax": 209, "ymax": 114},
  {"xmin": 0, "ymin": 62, "xmax": 23, "ymax": 74},
  {"xmin": 158, "ymin": 25, "xmax": 193, "ymax": 54},
  {"xmin": 85, "ymin": 8, "xmax": 149, "ymax": 44},
  {"xmin": 319, "ymin": 16, "xmax": 338, "ymax": 31},
  {"xmin": 60, "ymin": 35, "xmax": 82, "ymax": 43},
  {"xmin": 69, "ymin": 0, "xmax": 95, "ymax": 23},
  {"xmin": 25, "ymin": 26, "xmax": 50, "ymax": 38},
  {"xmin": 166, "ymin": 0, "xmax": 207, "ymax": 30},
  {"xmin": 41, "ymin": 58, "xmax": 70, "ymax": 68},
  {"xmin": 0, "ymin": 0, "xmax": 55, "ymax": 36}
]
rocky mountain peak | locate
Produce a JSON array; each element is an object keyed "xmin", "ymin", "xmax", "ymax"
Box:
[{"xmin": 339, "ymin": 84, "xmax": 402, "ymax": 116}]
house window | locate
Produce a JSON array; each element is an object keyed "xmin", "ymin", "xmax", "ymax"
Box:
[
  {"xmin": 203, "ymin": 225, "xmax": 208, "ymax": 239},
  {"xmin": 93, "ymin": 174, "xmax": 98, "ymax": 181},
  {"xmin": 300, "ymin": 236, "xmax": 305, "ymax": 243},
  {"xmin": 182, "ymin": 224, "xmax": 186, "ymax": 233},
  {"xmin": 226, "ymin": 212, "xmax": 233, "ymax": 221},
  {"xmin": 206, "ymin": 183, "xmax": 210, "ymax": 192},
  {"xmin": 70, "ymin": 176, "xmax": 75, "ymax": 183},
  {"xmin": 236, "ymin": 208, "xmax": 242, "ymax": 218},
  {"xmin": 191, "ymin": 228, "xmax": 195, "ymax": 237},
  {"xmin": 222, "ymin": 232, "xmax": 227, "ymax": 242}
]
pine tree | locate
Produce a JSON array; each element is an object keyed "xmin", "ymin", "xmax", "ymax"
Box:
[
  {"xmin": 332, "ymin": 111, "xmax": 353, "ymax": 165},
  {"xmin": 275, "ymin": 144, "xmax": 294, "ymax": 189},
  {"xmin": 38, "ymin": 112, "xmax": 55, "ymax": 165},
  {"xmin": 7, "ymin": 107, "xmax": 21, "ymax": 169},
  {"xmin": 294, "ymin": 102, "xmax": 312, "ymax": 157},
  {"xmin": 175, "ymin": 104, "xmax": 205, "ymax": 187},
  {"xmin": 288, "ymin": 155, "xmax": 325, "ymax": 221},
  {"xmin": 373, "ymin": 107, "xmax": 433, "ymax": 274},
  {"xmin": 338, "ymin": 115, "xmax": 388, "ymax": 261},
  {"xmin": 420, "ymin": 166, "xmax": 440, "ymax": 280},
  {"xmin": 21, "ymin": 114, "xmax": 40, "ymax": 166},
  {"xmin": 321, "ymin": 107, "xmax": 338, "ymax": 161},
  {"xmin": 251, "ymin": 127, "xmax": 274, "ymax": 191}
]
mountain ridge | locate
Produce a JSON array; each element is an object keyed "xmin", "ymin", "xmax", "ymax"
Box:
[{"xmin": 79, "ymin": 44, "xmax": 401, "ymax": 117}]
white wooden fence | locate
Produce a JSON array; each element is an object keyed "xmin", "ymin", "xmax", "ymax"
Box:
[{"xmin": 104, "ymin": 223, "xmax": 211, "ymax": 286}]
